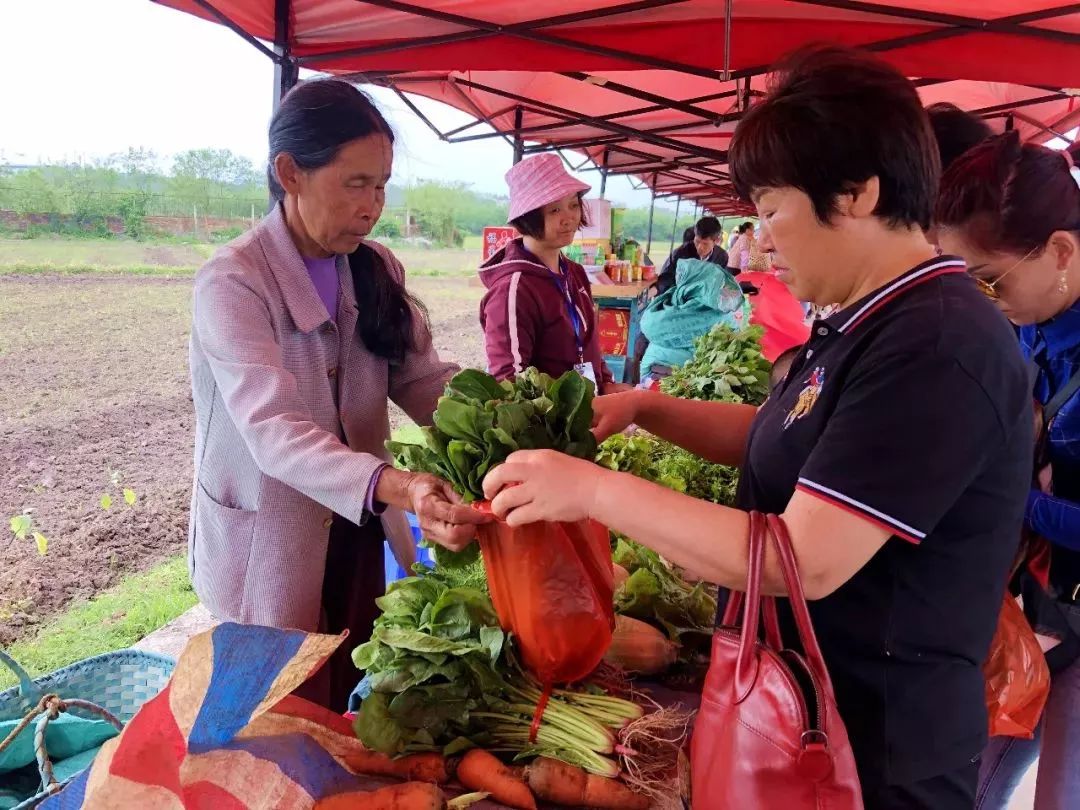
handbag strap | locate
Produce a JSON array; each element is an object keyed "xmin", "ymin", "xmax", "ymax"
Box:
[
  {"xmin": 0, "ymin": 649, "xmax": 40, "ymax": 703},
  {"xmin": 765, "ymin": 514, "xmax": 836, "ymax": 696},
  {"xmin": 733, "ymin": 511, "xmax": 767, "ymax": 702},
  {"xmin": 1044, "ymin": 366, "xmax": 1080, "ymax": 425},
  {"xmin": 722, "ymin": 513, "xmax": 786, "ymax": 699}
]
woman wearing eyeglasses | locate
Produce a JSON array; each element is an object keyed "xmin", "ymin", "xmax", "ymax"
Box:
[{"xmin": 937, "ymin": 133, "xmax": 1080, "ymax": 809}]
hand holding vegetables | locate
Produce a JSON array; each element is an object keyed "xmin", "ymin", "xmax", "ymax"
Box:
[
  {"xmin": 482, "ymin": 449, "xmax": 606, "ymax": 527},
  {"xmin": 375, "ymin": 468, "xmax": 491, "ymax": 551},
  {"xmin": 589, "ymin": 389, "xmax": 644, "ymax": 443}
]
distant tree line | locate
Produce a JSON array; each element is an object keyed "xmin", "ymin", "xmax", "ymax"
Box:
[{"xmin": 0, "ymin": 148, "xmax": 717, "ymax": 246}]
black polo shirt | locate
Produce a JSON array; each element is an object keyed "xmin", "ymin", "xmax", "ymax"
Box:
[{"xmin": 736, "ymin": 256, "xmax": 1032, "ymax": 786}]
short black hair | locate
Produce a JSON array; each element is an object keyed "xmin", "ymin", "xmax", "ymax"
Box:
[
  {"xmin": 682, "ymin": 226, "xmax": 696, "ymax": 243},
  {"xmin": 926, "ymin": 102, "xmax": 993, "ymax": 175},
  {"xmin": 730, "ymin": 45, "xmax": 940, "ymax": 230},
  {"xmin": 510, "ymin": 191, "xmax": 590, "ymax": 239},
  {"xmin": 738, "ymin": 222, "xmax": 754, "ymax": 234},
  {"xmin": 694, "ymin": 216, "xmax": 722, "ymax": 240}
]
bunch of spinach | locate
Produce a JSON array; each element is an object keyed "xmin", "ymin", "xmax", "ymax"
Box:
[
  {"xmin": 660, "ymin": 324, "xmax": 772, "ymax": 405},
  {"xmin": 352, "ymin": 566, "xmax": 641, "ymax": 776},
  {"xmin": 387, "ymin": 368, "xmax": 598, "ymax": 503},
  {"xmin": 352, "ymin": 567, "xmax": 507, "ymax": 755}
]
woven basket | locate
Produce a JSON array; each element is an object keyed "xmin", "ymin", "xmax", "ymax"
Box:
[
  {"xmin": 0, "ymin": 648, "xmax": 175, "ymax": 808},
  {"xmin": 0, "ymin": 649, "xmax": 174, "ymax": 723}
]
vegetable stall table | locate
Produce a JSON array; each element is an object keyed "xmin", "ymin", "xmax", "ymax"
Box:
[{"xmin": 592, "ymin": 279, "xmax": 656, "ymax": 384}]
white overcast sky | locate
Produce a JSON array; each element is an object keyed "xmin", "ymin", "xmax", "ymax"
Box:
[{"xmin": 0, "ymin": 0, "xmax": 670, "ymax": 209}]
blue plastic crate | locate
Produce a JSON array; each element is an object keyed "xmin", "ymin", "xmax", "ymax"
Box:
[
  {"xmin": 383, "ymin": 512, "xmax": 434, "ymax": 586},
  {"xmin": 604, "ymin": 354, "xmax": 629, "ymax": 383}
]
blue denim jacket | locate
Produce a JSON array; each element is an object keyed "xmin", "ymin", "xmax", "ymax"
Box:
[{"xmin": 1021, "ymin": 300, "xmax": 1080, "ymax": 552}]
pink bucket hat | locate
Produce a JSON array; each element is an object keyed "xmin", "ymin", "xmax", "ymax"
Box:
[{"xmin": 505, "ymin": 154, "xmax": 591, "ymax": 223}]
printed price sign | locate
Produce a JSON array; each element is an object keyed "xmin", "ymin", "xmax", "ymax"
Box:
[
  {"xmin": 482, "ymin": 226, "xmax": 518, "ymax": 262},
  {"xmin": 598, "ymin": 307, "xmax": 630, "ymax": 356}
]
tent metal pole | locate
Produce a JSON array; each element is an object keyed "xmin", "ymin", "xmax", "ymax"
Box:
[
  {"xmin": 722, "ymin": 0, "xmax": 733, "ymax": 81},
  {"xmin": 300, "ymin": 0, "xmax": 691, "ymax": 66},
  {"xmin": 669, "ymin": 196, "xmax": 682, "ymax": 256},
  {"xmin": 646, "ymin": 175, "xmax": 658, "ymax": 256},
  {"xmin": 354, "ymin": 0, "xmax": 726, "ymax": 80},
  {"xmin": 273, "ymin": 0, "xmax": 298, "ymax": 112},
  {"xmin": 600, "ymin": 149, "xmax": 610, "ymax": 199},
  {"xmin": 512, "ymin": 107, "xmax": 525, "ymax": 164}
]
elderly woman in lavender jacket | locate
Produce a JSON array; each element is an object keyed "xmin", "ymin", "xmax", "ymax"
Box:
[{"xmin": 188, "ymin": 80, "xmax": 486, "ymax": 710}]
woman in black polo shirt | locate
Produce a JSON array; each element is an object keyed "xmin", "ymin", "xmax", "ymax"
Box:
[{"xmin": 483, "ymin": 46, "xmax": 1032, "ymax": 810}]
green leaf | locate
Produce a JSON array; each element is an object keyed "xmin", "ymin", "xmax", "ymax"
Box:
[
  {"xmin": 445, "ymin": 369, "xmax": 508, "ymax": 403},
  {"xmin": 123, "ymin": 488, "xmax": 137, "ymax": 506},
  {"xmin": 375, "ymin": 626, "xmax": 480, "ymax": 656},
  {"xmin": 479, "ymin": 625, "xmax": 505, "ymax": 663},
  {"xmin": 32, "ymin": 532, "xmax": 48, "ymax": 556},
  {"xmin": 443, "ymin": 736, "xmax": 476, "ymax": 756},
  {"xmin": 99, "ymin": 494, "xmax": 112, "ymax": 510},
  {"xmin": 429, "ymin": 587, "xmax": 499, "ymax": 631},
  {"xmin": 388, "ymin": 682, "xmax": 476, "ymax": 739},
  {"xmin": 9, "ymin": 514, "xmax": 31, "ymax": 540},
  {"xmin": 352, "ymin": 640, "xmax": 382, "ymax": 670},
  {"xmin": 435, "ymin": 397, "xmax": 490, "ymax": 444},
  {"xmin": 355, "ymin": 692, "xmax": 406, "ymax": 754}
]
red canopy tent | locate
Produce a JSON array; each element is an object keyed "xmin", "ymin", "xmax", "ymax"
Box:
[{"xmin": 153, "ymin": 0, "xmax": 1080, "ymax": 213}]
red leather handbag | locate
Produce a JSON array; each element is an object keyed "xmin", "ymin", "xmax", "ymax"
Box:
[{"xmin": 690, "ymin": 512, "xmax": 864, "ymax": 809}]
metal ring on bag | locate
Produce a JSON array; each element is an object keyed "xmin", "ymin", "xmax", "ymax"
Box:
[{"xmin": 800, "ymin": 729, "xmax": 829, "ymax": 749}]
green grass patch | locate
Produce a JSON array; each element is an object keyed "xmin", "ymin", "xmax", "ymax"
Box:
[
  {"xmin": 0, "ymin": 237, "xmax": 482, "ymax": 278},
  {"xmin": 0, "ymin": 263, "xmax": 196, "ymax": 277},
  {"xmin": 0, "ymin": 556, "xmax": 197, "ymax": 690}
]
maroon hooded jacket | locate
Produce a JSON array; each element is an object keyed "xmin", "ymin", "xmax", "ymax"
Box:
[{"xmin": 479, "ymin": 239, "xmax": 612, "ymax": 389}]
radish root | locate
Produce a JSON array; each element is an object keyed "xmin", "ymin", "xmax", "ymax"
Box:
[{"xmin": 616, "ymin": 702, "xmax": 694, "ymax": 810}]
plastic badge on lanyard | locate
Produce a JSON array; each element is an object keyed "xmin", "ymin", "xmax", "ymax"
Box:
[
  {"xmin": 555, "ymin": 261, "xmax": 596, "ymax": 386},
  {"xmin": 575, "ymin": 361, "xmax": 597, "ymax": 386}
]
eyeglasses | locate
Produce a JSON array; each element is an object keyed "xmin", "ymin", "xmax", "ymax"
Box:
[{"xmin": 972, "ymin": 247, "xmax": 1038, "ymax": 301}]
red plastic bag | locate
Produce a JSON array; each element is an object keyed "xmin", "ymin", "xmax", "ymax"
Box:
[
  {"xmin": 739, "ymin": 270, "xmax": 811, "ymax": 362},
  {"xmin": 984, "ymin": 594, "xmax": 1050, "ymax": 738},
  {"xmin": 476, "ymin": 511, "xmax": 614, "ymax": 684}
]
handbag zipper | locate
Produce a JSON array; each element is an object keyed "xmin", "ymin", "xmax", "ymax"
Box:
[{"xmin": 713, "ymin": 628, "xmax": 812, "ymax": 733}]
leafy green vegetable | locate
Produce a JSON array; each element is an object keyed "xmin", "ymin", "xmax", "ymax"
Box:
[
  {"xmin": 352, "ymin": 565, "xmax": 640, "ymax": 775},
  {"xmin": 613, "ymin": 536, "xmax": 718, "ymax": 643},
  {"xmin": 660, "ymin": 324, "xmax": 771, "ymax": 405},
  {"xmin": 388, "ymin": 367, "xmax": 598, "ymax": 502},
  {"xmin": 596, "ymin": 432, "xmax": 739, "ymax": 506},
  {"xmin": 595, "ymin": 433, "xmax": 725, "ymax": 646}
]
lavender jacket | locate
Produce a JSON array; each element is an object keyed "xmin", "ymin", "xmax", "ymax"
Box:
[{"xmin": 188, "ymin": 205, "xmax": 457, "ymax": 630}]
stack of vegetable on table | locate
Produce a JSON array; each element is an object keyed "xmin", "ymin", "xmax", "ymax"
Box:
[{"xmin": 345, "ymin": 327, "xmax": 772, "ymax": 808}]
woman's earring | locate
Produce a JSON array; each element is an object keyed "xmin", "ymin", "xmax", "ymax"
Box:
[{"xmin": 1059, "ymin": 268, "xmax": 1069, "ymax": 295}]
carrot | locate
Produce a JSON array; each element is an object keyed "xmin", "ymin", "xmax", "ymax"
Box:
[
  {"xmin": 342, "ymin": 749, "xmax": 449, "ymax": 784},
  {"xmin": 456, "ymin": 748, "xmax": 537, "ymax": 810},
  {"xmin": 525, "ymin": 757, "xmax": 649, "ymax": 809},
  {"xmin": 313, "ymin": 782, "xmax": 445, "ymax": 810}
]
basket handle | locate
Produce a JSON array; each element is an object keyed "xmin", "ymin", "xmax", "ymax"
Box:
[{"xmin": 0, "ymin": 648, "xmax": 41, "ymax": 703}]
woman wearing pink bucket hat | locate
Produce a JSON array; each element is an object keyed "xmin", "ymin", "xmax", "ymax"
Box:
[{"xmin": 479, "ymin": 153, "xmax": 623, "ymax": 391}]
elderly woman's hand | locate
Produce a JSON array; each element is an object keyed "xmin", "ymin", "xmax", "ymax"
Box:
[
  {"xmin": 376, "ymin": 468, "xmax": 490, "ymax": 551},
  {"xmin": 406, "ymin": 473, "xmax": 490, "ymax": 551}
]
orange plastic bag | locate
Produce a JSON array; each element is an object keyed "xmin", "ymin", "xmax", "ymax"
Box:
[
  {"xmin": 476, "ymin": 512, "xmax": 614, "ymax": 684},
  {"xmin": 984, "ymin": 594, "xmax": 1051, "ymax": 738}
]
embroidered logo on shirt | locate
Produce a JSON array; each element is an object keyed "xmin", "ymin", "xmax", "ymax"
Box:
[{"xmin": 784, "ymin": 366, "xmax": 825, "ymax": 429}]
